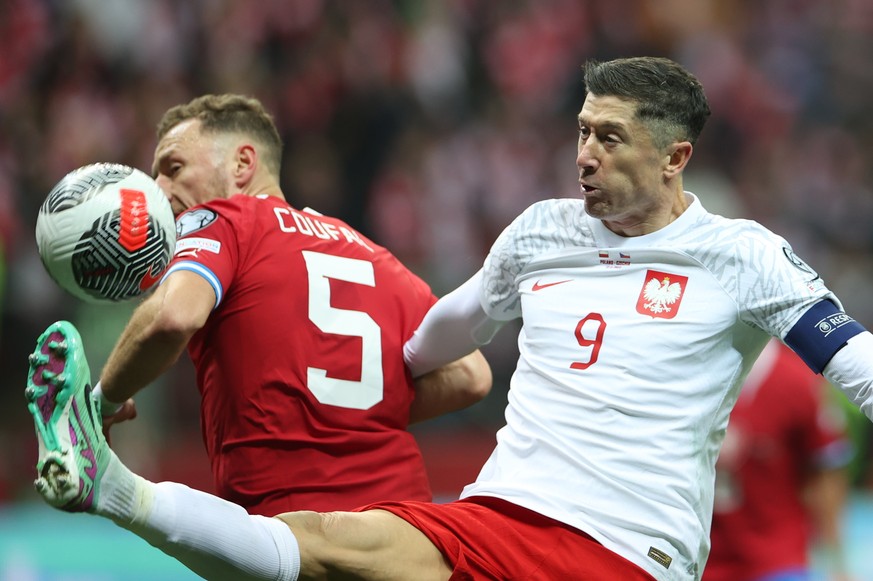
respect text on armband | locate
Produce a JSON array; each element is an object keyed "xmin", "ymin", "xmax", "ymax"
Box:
[
  {"xmin": 273, "ymin": 207, "xmax": 373, "ymax": 252},
  {"xmin": 785, "ymin": 300, "xmax": 866, "ymax": 373},
  {"xmin": 816, "ymin": 312, "xmax": 855, "ymax": 337}
]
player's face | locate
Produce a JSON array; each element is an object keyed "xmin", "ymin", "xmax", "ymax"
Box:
[
  {"xmin": 576, "ymin": 94, "xmax": 673, "ymax": 235},
  {"xmin": 152, "ymin": 119, "xmax": 232, "ymax": 216}
]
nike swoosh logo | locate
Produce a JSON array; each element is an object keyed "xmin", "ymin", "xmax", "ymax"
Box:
[
  {"xmin": 531, "ymin": 279, "xmax": 572, "ymax": 291},
  {"xmin": 139, "ymin": 264, "xmax": 165, "ymax": 291}
]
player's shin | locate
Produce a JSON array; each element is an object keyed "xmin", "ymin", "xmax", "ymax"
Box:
[{"xmin": 121, "ymin": 480, "xmax": 301, "ymax": 581}]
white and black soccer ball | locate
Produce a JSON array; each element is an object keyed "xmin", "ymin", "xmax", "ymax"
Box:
[{"xmin": 36, "ymin": 163, "xmax": 177, "ymax": 304}]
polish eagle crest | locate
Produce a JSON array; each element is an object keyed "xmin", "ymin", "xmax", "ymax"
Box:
[{"xmin": 636, "ymin": 270, "xmax": 688, "ymax": 319}]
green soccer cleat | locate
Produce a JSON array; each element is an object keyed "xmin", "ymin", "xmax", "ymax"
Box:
[{"xmin": 26, "ymin": 320, "xmax": 107, "ymax": 512}]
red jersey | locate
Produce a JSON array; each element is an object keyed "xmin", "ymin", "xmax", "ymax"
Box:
[
  {"xmin": 704, "ymin": 341, "xmax": 851, "ymax": 580},
  {"xmin": 164, "ymin": 194, "xmax": 436, "ymax": 515}
]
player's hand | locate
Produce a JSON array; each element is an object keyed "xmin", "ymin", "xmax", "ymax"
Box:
[{"xmin": 101, "ymin": 399, "xmax": 137, "ymax": 445}]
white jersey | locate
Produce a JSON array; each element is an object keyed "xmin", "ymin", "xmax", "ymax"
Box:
[{"xmin": 459, "ymin": 193, "xmax": 836, "ymax": 581}]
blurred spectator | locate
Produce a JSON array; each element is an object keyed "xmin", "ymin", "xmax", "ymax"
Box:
[
  {"xmin": 4, "ymin": 0, "xmax": 873, "ymax": 504},
  {"xmin": 705, "ymin": 340, "xmax": 854, "ymax": 581}
]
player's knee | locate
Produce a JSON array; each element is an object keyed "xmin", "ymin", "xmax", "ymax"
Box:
[
  {"xmin": 273, "ymin": 509, "xmax": 450, "ymax": 580},
  {"xmin": 272, "ymin": 511, "xmax": 365, "ymax": 576},
  {"xmin": 273, "ymin": 510, "xmax": 324, "ymax": 547}
]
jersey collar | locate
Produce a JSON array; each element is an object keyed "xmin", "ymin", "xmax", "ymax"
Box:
[{"xmin": 587, "ymin": 191, "xmax": 707, "ymax": 247}]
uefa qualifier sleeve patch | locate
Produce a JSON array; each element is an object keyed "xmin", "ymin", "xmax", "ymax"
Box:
[{"xmin": 176, "ymin": 208, "xmax": 218, "ymax": 238}]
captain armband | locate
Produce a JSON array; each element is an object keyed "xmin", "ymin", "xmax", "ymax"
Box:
[{"xmin": 784, "ymin": 300, "xmax": 866, "ymax": 374}]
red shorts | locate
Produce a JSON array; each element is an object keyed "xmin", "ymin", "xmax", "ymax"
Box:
[{"xmin": 356, "ymin": 495, "xmax": 655, "ymax": 581}]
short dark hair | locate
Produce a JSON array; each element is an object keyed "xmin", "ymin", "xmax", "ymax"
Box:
[
  {"xmin": 157, "ymin": 94, "xmax": 284, "ymax": 176},
  {"xmin": 583, "ymin": 57, "xmax": 711, "ymax": 147}
]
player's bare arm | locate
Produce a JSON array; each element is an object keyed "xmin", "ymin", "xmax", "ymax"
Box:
[
  {"xmin": 409, "ymin": 350, "xmax": 492, "ymax": 424},
  {"xmin": 99, "ymin": 270, "xmax": 214, "ymax": 405}
]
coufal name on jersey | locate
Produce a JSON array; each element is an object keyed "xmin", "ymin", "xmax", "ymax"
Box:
[{"xmin": 273, "ymin": 207, "xmax": 373, "ymax": 252}]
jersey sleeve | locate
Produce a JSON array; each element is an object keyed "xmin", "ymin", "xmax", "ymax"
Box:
[
  {"xmin": 162, "ymin": 202, "xmax": 240, "ymax": 308},
  {"xmin": 403, "ymin": 270, "xmax": 504, "ymax": 377},
  {"xmin": 482, "ymin": 200, "xmax": 584, "ymax": 320},
  {"xmin": 823, "ymin": 332, "xmax": 873, "ymax": 421},
  {"xmin": 735, "ymin": 228, "xmax": 838, "ymax": 338}
]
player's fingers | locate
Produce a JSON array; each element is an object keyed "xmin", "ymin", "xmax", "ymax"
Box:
[
  {"xmin": 118, "ymin": 399, "xmax": 138, "ymax": 421},
  {"xmin": 101, "ymin": 400, "xmax": 138, "ymax": 432}
]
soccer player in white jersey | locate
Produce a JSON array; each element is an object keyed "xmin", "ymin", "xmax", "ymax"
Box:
[{"xmin": 26, "ymin": 56, "xmax": 873, "ymax": 580}]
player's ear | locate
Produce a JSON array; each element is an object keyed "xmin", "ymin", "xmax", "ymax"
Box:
[
  {"xmin": 663, "ymin": 141, "xmax": 692, "ymax": 179},
  {"xmin": 232, "ymin": 144, "xmax": 257, "ymax": 188}
]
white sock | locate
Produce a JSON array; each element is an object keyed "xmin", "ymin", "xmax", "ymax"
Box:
[{"xmin": 95, "ymin": 451, "xmax": 300, "ymax": 581}]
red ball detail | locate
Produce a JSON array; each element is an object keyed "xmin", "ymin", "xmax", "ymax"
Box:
[{"xmin": 118, "ymin": 188, "xmax": 149, "ymax": 252}]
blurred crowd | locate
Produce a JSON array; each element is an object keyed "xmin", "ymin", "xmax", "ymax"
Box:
[{"xmin": 2, "ymin": 0, "xmax": 873, "ymax": 502}]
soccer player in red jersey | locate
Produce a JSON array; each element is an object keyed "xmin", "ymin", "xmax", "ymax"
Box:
[
  {"xmin": 93, "ymin": 94, "xmax": 492, "ymax": 515},
  {"xmin": 705, "ymin": 340, "xmax": 854, "ymax": 581},
  {"xmin": 29, "ymin": 58, "xmax": 873, "ymax": 581}
]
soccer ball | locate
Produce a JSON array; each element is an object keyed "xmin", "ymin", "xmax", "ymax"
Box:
[{"xmin": 36, "ymin": 163, "xmax": 177, "ymax": 304}]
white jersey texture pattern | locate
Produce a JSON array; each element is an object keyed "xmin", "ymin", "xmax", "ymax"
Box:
[{"xmin": 461, "ymin": 193, "xmax": 837, "ymax": 580}]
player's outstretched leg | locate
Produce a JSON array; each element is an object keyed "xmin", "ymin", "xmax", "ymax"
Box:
[
  {"xmin": 24, "ymin": 320, "xmax": 301, "ymax": 581},
  {"xmin": 26, "ymin": 320, "xmax": 107, "ymax": 512}
]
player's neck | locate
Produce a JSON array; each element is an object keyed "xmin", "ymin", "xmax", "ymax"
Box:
[
  {"xmin": 602, "ymin": 190, "xmax": 690, "ymax": 237},
  {"xmin": 240, "ymin": 180, "xmax": 284, "ymax": 200}
]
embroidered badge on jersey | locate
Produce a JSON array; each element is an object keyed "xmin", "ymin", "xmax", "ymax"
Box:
[
  {"xmin": 636, "ymin": 270, "xmax": 688, "ymax": 319},
  {"xmin": 597, "ymin": 249, "xmax": 632, "ymax": 267},
  {"xmin": 782, "ymin": 246, "xmax": 817, "ymax": 277},
  {"xmin": 176, "ymin": 208, "xmax": 218, "ymax": 238},
  {"xmin": 174, "ymin": 237, "xmax": 222, "ymax": 259}
]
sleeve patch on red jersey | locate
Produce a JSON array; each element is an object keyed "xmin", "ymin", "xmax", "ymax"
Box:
[
  {"xmin": 176, "ymin": 208, "xmax": 218, "ymax": 238},
  {"xmin": 174, "ymin": 237, "xmax": 221, "ymax": 258}
]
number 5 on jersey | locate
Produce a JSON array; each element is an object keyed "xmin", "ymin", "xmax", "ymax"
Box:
[{"xmin": 302, "ymin": 251, "xmax": 383, "ymax": 409}]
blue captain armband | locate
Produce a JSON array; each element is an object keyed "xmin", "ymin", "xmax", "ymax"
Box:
[{"xmin": 784, "ymin": 300, "xmax": 866, "ymax": 373}]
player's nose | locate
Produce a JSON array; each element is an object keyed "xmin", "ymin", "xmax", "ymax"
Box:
[{"xmin": 576, "ymin": 142, "xmax": 600, "ymax": 174}]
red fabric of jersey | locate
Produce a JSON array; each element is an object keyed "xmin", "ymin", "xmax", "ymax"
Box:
[
  {"xmin": 173, "ymin": 195, "xmax": 436, "ymax": 515},
  {"xmin": 357, "ymin": 496, "xmax": 657, "ymax": 580}
]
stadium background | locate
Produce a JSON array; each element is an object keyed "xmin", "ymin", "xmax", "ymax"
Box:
[{"xmin": 2, "ymin": 0, "xmax": 873, "ymax": 578}]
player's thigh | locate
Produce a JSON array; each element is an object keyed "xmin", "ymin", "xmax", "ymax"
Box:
[{"xmin": 275, "ymin": 509, "xmax": 452, "ymax": 581}]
